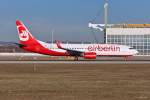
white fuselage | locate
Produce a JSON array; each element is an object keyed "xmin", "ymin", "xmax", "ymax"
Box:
[{"xmin": 39, "ymin": 41, "xmax": 138, "ymax": 56}]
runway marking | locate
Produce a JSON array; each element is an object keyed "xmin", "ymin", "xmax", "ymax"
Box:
[{"xmin": 0, "ymin": 61, "xmax": 150, "ymax": 64}]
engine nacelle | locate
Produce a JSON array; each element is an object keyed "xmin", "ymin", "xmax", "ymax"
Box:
[{"xmin": 83, "ymin": 52, "xmax": 96, "ymax": 59}]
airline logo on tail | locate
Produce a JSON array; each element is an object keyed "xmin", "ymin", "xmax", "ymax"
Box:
[
  {"xmin": 16, "ymin": 20, "xmax": 34, "ymax": 42},
  {"xmin": 17, "ymin": 23, "xmax": 29, "ymax": 41},
  {"xmin": 19, "ymin": 30, "xmax": 29, "ymax": 41}
]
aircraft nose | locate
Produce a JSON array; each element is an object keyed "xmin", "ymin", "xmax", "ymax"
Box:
[{"xmin": 134, "ymin": 50, "xmax": 139, "ymax": 54}]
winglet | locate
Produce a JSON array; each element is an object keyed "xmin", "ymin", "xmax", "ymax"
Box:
[{"xmin": 56, "ymin": 40, "xmax": 62, "ymax": 49}]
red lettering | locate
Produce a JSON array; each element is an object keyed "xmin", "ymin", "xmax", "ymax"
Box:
[
  {"xmin": 88, "ymin": 46, "xmax": 93, "ymax": 51},
  {"xmin": 88, "ymin": 45, "xmax": 120, "ymax": 52}
]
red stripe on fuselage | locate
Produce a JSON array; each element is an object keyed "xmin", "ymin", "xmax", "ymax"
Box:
[{"xmin": 22, "ymin": 40, "xmax": 67, "ymax": 56}]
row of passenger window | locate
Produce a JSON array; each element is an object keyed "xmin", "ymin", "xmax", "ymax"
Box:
[{"xmin": 51, "ymin": 48, "xmax": 86, "ymax": 50}]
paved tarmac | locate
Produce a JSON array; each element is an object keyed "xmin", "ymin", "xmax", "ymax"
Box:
[
  {"xmin": 1, "ymin": 53, "xmax": 150, "ymax": 61},
  {"xmin": 0, "ymin": 61, "xmax": 150, "ymax": 64}
]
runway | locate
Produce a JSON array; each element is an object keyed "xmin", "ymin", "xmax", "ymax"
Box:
[{"xmin": 0, "ymin": 60, "xmax": 150, "ymax": 64}]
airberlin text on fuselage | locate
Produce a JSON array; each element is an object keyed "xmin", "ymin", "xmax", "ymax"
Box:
[{"xmin": 88, "ymin": 45, "xmax": 120, "ymax": 52}]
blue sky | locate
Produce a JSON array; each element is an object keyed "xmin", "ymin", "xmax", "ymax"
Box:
[{"xmin": 0, "ymin": 0, "xmax": 150, "ymax": 42}]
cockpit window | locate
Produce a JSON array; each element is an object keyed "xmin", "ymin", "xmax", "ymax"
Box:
[{"xmin": 129, "ymin": 47, "xmax": 135, "ymax": 49}]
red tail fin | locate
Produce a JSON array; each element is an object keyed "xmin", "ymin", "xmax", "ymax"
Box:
[{"xmin": 16, "ymin": 20, "xmax": 37, "ymax": 45}]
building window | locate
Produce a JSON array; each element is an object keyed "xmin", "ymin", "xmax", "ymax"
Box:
[{"xmin": 107, "ymin": 34, "xmax": 150, "ymax": 55}]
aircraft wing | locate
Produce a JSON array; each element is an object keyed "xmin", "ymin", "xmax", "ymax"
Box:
[{"xmin": 56, "ymin": 41, "xmax": 83, "ymax": 56}]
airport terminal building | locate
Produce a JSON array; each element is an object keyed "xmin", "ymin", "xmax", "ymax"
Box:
[
  {"xmin": 89, "ymin": 1, "xmax": 150, "ymax": 56},
  {"xmin": 106, "ymin": 24, "xmax": 150, "ymax": 55}
]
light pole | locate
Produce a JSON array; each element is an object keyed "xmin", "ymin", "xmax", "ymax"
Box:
[
  {"xmin": 51, "ymin": 29, "xmax": 54, "ymax": 45},
  {"xmin": 104, "ymin": 0, "xmax": 108, "ymax": 43}
]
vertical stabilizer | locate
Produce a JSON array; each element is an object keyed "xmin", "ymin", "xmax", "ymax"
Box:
[{"xmin": 16, "ymin": 20, "xmax": 37, "ymax": 45}]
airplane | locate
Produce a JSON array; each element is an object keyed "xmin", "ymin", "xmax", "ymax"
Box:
[{"xmin": 16, "ymin": 20, "xmax": 138, "ymax": 60}]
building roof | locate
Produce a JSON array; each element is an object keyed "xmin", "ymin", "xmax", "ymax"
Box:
[{"xmin": 109, "ymin": 24, "xmax": 150, "ymax": 28}]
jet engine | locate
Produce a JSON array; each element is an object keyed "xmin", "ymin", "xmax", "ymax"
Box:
[{"xmin": 83, "ymin": 52, "xmax": 96, "ymax": 59}]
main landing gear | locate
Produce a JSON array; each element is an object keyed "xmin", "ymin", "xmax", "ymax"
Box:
[
  {"xmin": 74, "ymin": 56, "xmax": 79, "ymax": 61},
  {"xmin": 124, "ymin": 56, "xmax": 131, "ymax": 61}
]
